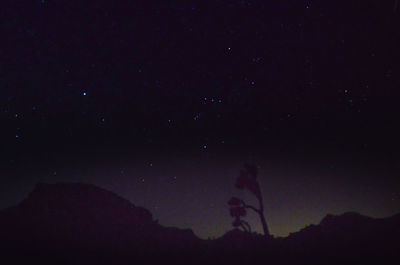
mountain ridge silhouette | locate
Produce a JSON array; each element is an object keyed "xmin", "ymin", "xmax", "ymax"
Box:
[{"xmin": 0, "ymin": 182, "xmax": 398, "ymax": 265}]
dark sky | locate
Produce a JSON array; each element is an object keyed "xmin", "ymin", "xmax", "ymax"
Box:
[{"xmin": 1, "ymin": 0, "xmax": 399, "ymax": 238}]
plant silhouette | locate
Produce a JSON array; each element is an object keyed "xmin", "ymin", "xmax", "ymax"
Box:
[
  {"xmin": 228, "ymin": 164, "xmax": 270, "ymax": 236},
  {"xmin": 229, "ymin": 200, "xmax": 252, "ymax": 232}
]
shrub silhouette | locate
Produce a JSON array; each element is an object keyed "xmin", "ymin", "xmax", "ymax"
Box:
[
  {"xmin": 229, "ymin": 202, "xmax": 251, "ymax": 232},
  {"xmin": 228, "ymin": 164, "xmax": 270, "ymax": 236}
]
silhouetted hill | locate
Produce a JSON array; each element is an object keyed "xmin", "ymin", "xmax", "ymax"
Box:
[
  {"xmin": 0, "ymin": 183, "xmax": 200, "ymax": 264},
  {"xmin": 0, "ymin": 183, "xmax": 398, "ymax": 265},
  {"xmin": 282, "ymin": 212, "xmax": 400, "ymax": 265},
  {"xmin": 287, "ymin": 211, "xmax": 400, "ymax": 242}
]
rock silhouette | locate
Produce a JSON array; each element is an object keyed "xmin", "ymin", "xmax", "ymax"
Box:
[
  {"xmin": 0, "ymin": 183, "xmax": 199, "ymax": 264},
  {"xmin": 0, "ymin": 182, "xmax": 398, "ymax": 265}
]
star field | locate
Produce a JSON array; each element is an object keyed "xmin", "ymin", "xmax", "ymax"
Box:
[{"xmin": 1, "ymin": 0, "xmax": 399, "ymax": 238}]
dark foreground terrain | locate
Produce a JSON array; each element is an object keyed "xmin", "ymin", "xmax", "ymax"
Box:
[{"xmin": 0, "ymin": 183, "xmax": 398, "ymax": 265}]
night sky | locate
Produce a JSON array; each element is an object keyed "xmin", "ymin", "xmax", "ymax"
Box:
[{"xmin": 1, "ymin": 0, "xmax": 400, "ymax": 239}]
